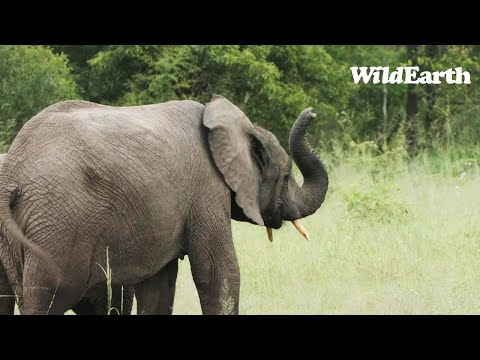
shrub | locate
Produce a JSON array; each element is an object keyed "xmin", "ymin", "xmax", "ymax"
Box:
[{"xmin": 340, "ymin": 184, "xmax": 410, "ymax": 224}]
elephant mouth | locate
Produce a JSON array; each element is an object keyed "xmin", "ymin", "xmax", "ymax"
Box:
[
  {"xmin": 263, "ymin": 204, "xmax": 311, "ymax": 242},
  {"xmin": 262, "ymin": 204, "xmax": 283, "ymax": 229},
  {"xmin": 262, "ymin": 216, "xmax": 283, "ymax": 230}
]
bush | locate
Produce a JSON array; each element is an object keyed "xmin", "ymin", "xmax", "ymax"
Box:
[{"xmin": 340, "ymin": 184, "xmax": 410, "ymax": 224}]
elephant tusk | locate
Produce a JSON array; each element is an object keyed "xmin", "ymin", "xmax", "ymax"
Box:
[
  {"xmin": 266, "ymin": 227, "xmax": 273, "ymax": 242},
  {"xmin": 292, "ymin": 220, "xmax": 310, "ymax": 240}
]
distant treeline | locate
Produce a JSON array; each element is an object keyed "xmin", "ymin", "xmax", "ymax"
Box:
[{"xmin": 1, "ymin": 45, "xmax": 479, "ymax": 153}]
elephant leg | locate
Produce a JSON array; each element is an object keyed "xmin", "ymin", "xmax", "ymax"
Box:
[
  {"xmin": 188, "ymin": 209, "xmax": 240, "ymax": 315},
  {"xmin": 21, "ymin": 283, "xmax": 75, "ymax": 315},
  {"xmin": 72, "ymin": 285, "xmax": 134, "ymax": 315},
  {"xmin": 108, "ymin": 285, "xmax": 135, "ymax": 315},
  {"xmin": 135, "ymin": 260, "xmax": 178, "ymax": 315},
  {"xmin": 71, "ymin": 297, "xmax": 96, "ymax": 315},
  {"xmin": 20, "ymin": 257, "xmax": 78, "ymax": 315},
  {"xmin": 0, "ymin": 260, "xmax": 15, "ymax": 315},
  {"xmin": 117, "ymin": 287, "xmax": 134, "ymax": 315}
]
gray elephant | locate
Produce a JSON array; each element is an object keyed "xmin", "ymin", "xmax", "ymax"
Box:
[
  {"xmin": 0, "ymin": 95, "xmax": 328, "ymax": 315},
  {"xmin": 0, "ymin": 154, "xmax": 134, "ymax": 315}
]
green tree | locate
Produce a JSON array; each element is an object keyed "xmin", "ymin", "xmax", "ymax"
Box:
[
  {"xmin": 0, "ymin": 46, "xmax": 78, "ymax": 146},
  {"xmin": 88, "ymin": 45, "xmax": 354, "ymax": 148},
  {"xmin": 50, "ymin": 45, "xmax": 108, "ymax": 98}
]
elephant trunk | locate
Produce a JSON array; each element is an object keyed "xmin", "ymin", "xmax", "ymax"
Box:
[{"xmin": 288, "ymin": 108, "xmax": 329, "ymax": 219}]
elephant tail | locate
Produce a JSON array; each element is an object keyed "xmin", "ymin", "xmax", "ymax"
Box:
[{"xmin": 0, "ymin": 183, "xmax": 63, "ymax": 285}]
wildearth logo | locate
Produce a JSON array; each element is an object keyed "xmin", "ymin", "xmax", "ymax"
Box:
[{"xmin": 350, "ymin": 66, "xmax": 471, "ymax": 84}]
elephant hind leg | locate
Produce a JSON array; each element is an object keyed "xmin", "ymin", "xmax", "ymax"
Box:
[
  {"xmin": 135, "ymin": 260, "xmax": 178, "ymax": 315},
  {"xmin": 100, "ymin": 285, "xmax": 135, "ymax": 315},
  {"xmin": 0, "ymin": 295, "xmax": 15, "ymax": 315},
  {"xmin": 72, "ymin": 284, "xmax": 134, "ymax": 315},
  {"xmin": 115, "ymin": 286, "xmax": 135, "ymax": 315},
  {"xmin": 20, "ymin": 259, "xmax": 82, "ymax": 315},
  {"xmin": 0, "ymin": 260, "xmax": 15, "ymax": 315},
  {"xmin": 20, "ymin": 284, "xmax": 79, "ymax": 315},
  {"xmin": 71, "ymin": 297, "xmax": 96, "ymax": 315}
]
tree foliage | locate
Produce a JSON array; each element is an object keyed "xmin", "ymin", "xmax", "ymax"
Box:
[
  {"xmin": 1, "ymin": 45, "xmax": 479, "ymax": 153},
  {"xmin": 0, "ymin": 45, "xmax": 78, "ymax": 145},
  {"xmin": 84, "ymin": 45, "xmax": 353, "ymax": 147}
]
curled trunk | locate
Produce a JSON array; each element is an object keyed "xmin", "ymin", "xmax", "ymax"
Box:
[{"xmin": 287, "ymin": 108, "xmax": 329, "ymax": 219}]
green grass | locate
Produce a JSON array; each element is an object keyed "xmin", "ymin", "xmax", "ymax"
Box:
[{"xmin": 13, "ymin": 149, "xmax": 480, "ymax": 314}]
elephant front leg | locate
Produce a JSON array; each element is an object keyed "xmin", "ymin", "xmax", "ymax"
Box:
[
  {"xmin": 188, "ymin": 212, "xmax": 240, "ymax": 315},
  {"xmin": 135, "ymin": 260, "xmax": 178, "ymax": 315}
]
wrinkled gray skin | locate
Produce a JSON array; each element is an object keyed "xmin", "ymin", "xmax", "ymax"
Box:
[
  {"xmin": 0, "ymin": 154, "xmax": 134, "ymax": 315},
  {"xmin": 0, "ymin": 95, "xmax": 328, "ymax": 315},
  {"xmin": 0, "ymin": 165, "xmax": 14, "ymax": 314}
]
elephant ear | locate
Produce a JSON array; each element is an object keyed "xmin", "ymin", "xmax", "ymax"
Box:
[{"xmin": 203, "ymin": 94, "xmax": 265, "ymax": 226}]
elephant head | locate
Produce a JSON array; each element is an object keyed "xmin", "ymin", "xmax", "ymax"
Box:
[{"xmin": 203, "ymin": 95, "xmax": 329, "ymax": 241}]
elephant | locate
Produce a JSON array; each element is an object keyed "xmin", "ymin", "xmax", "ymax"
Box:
[
  {"xmin": 69, "ymin": 284, "xmax": 134, "ymax": 315},
  {"xmin": 0, "ymin": 154, "xmax": 135, "ymax": 315},
  {"xmin": 0, "ymin": 94, "xmax": 328, "ymax": 315}
]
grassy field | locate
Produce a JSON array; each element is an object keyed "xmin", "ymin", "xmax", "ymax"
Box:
[
  {"xmin": 14, "ymin": 148, "xmax": 480, "ymax": 314},
  {"xmin": 171, "ymin": 148, "xmax": 480, "ymax": 314}
]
